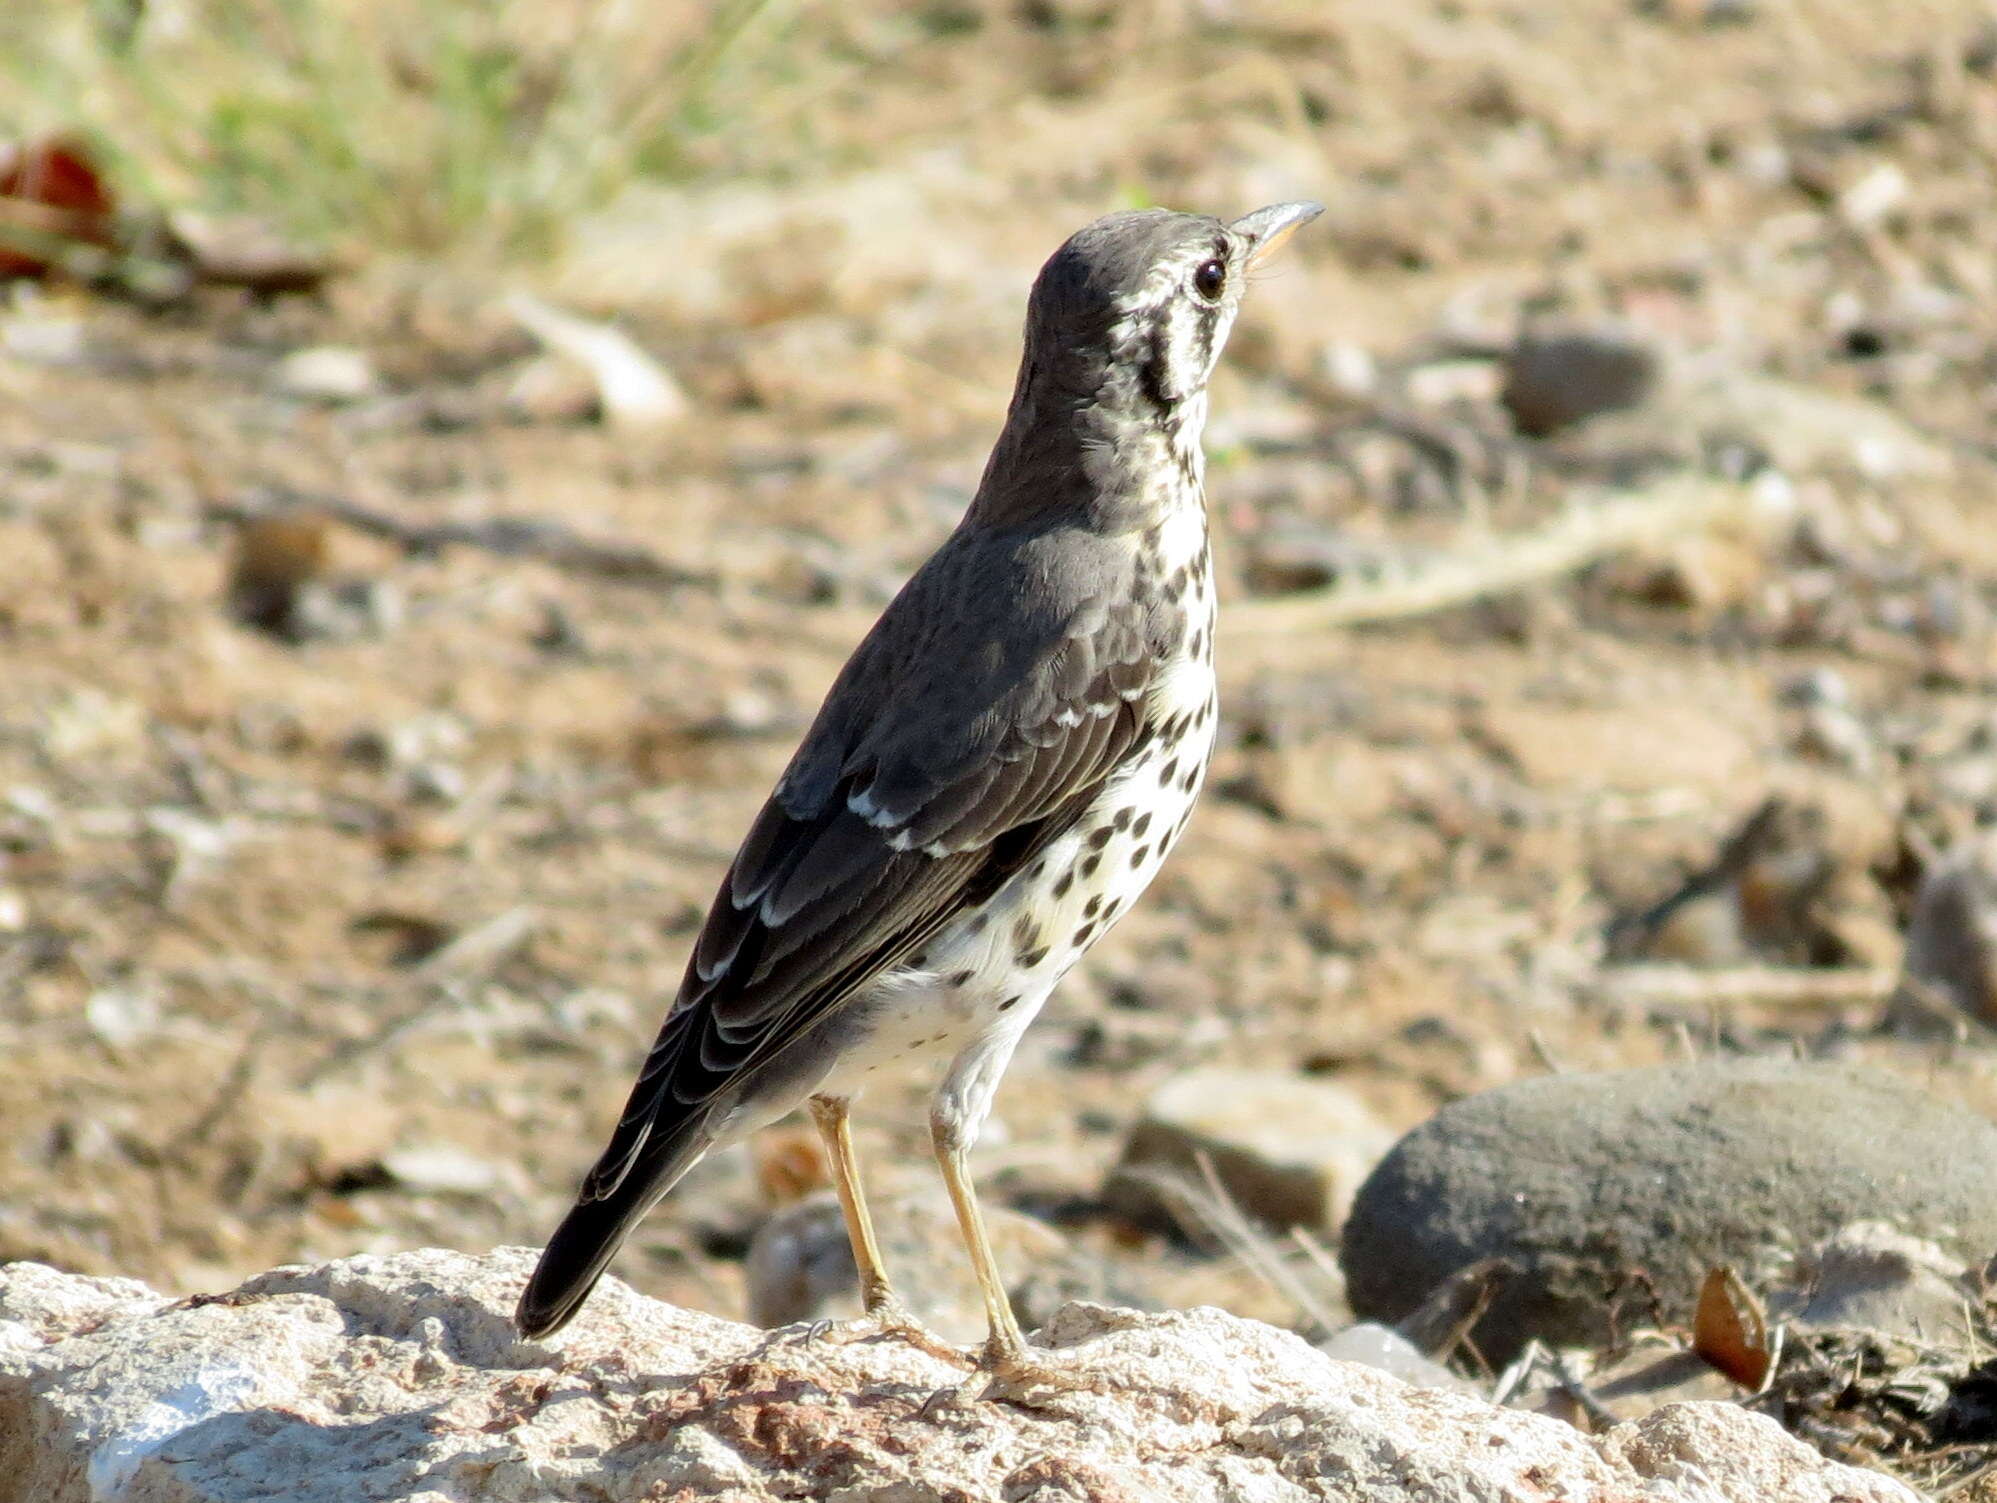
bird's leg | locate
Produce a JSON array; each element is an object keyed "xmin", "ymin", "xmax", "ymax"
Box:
[
  {"xmin": 804, "ymin": 1094, "xmax": 968, "ymax": 1367},
  {"xmin": 808, "ymin": 1094, "xmax": 897, "ymax": 1315},
  {"xmin": 930, "ymin": 1090, "xmax": 1095, "ymax": 1397},
  {"xmin": 931, "ymin": 1106, "xmax": 1027, "ymax": 1360}
]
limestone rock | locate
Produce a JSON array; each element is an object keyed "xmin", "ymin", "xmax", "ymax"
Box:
[
  {"xmin": 1107, "ymin": 1067, "xmax": 1396, "ymax": 1235},
  {"xmin": 1340, "ymin": 1059, "xmax": 1997, "ymax": 1360},
  {"xmin": 0, "ymin": 1247, "xmax": 1916, "ymax": 1503}
]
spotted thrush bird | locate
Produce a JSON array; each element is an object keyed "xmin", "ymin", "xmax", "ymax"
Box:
[{"xmin": 517, "ymin": 201, "xmax": 1322, "ymax": 1384}]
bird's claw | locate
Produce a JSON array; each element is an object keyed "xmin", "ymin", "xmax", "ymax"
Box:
[
  {"xmin": 800, "ymin": 1305, "xmax": 974, "ymax": 1369},
  {"xmin": 974, "ymin": 1338, "xmax": 1106, "ymax": 1406}
]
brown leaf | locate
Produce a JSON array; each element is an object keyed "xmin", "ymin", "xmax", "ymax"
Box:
[{"xmin": 1693, "ymin": 1264, "xmax": 1772, "ymax": 1389}]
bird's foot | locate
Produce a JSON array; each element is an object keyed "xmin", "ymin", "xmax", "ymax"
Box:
[
  {"xmin": 801, "ymin": 1300, "xmax": 972, "ymax": 1369},
  {"xmin": 973, "ymin": 1334, "xmax": 1107, "ymax": 1406}
]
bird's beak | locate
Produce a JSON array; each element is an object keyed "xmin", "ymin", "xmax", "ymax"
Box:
[{"xmin": 1231, "ymin": 200, "xmax": 1324, "ymax": 270}]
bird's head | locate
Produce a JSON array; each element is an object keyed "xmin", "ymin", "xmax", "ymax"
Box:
[
  {"xmin": 1022, "ymin": 200, "xmax": 1322, "ymax": 421},
  {"xmin": 971, "ymin": 200, "xmax": 1320, "ymax": 532}
]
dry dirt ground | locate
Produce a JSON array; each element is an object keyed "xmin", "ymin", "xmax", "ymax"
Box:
[{"xmin": 5, "ymin": 0, "xmax": 1997, "ymax": 1409}]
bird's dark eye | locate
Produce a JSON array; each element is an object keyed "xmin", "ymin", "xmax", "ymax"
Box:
[{"xmin": 1193, "ymin": 258, "xmax": 1226, "ymax": 301}]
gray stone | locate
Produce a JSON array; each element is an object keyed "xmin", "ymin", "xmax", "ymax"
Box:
[
  {"xmin": 1340, "ymin": 1059, "xmax": 1997, "ymax": 1361},
  {"xmin": 1107, "ymin": 1068, "xmax": 1396, "ymax": 1235},
  {"xmin": 744, "ymin": 1190, "xmax": 1072, "ymax": 1343},
  {"xmin": 1502, "ymin": 324, "xmax": 1661, "ymax": 437},
  {"xmin": 0, "ymin": 1248, "xmax": 1917, "ymax": 1503},
  {"xmin": 1316, "ymin": 1322, "xmax": 1473, "ymax": 1392},
  {"xmin": 1902, "ymin": 833, "xmax": 1997, "ymax": 1026},
  {"xmin": 1770, "ymin": 1222, "xmax": 1975, "ymax": 1342}
]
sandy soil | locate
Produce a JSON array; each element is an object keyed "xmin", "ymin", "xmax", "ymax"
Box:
[{"xmin": 4, "ymin": 0, "xmax": 1997, "ymax": 1367}]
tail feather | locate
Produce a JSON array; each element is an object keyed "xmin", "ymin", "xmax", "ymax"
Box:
[{"xmin": 515, "ymin": 1115, "xmax": 713, "ymax": 1340}]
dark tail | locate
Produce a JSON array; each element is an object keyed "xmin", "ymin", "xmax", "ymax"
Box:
[{"xmin": 514, "ymin": 1115, "xmax": 713, "ymax": 1340}]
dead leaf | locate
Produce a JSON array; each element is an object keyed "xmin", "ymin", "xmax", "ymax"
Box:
[
  {"xmin": 754, "ymin": 1127, "xmax": 828, "ymax": 1205},
  {"xmin": 227, "ymin": 513, "xmax": 333, "ymax": 633},
  {"xmin": 1693, "ymin": 1264, "xmax": 1772, "ymax": 1389},
  {"xmin": 0, "ymin": 135, "xmax": 116, "ymax": 279}
]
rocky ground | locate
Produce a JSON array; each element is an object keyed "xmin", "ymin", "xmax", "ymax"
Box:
[
  {"xmin": 9, "ymin": 0, "xmax": 1997, "ymax": 1493},
  {"xmin": 0, "ymin": 1247, "xmax": 1925, "ymax": 1503}
]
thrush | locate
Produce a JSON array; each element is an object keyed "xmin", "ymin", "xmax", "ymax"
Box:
[{"xmin": 516, "ymin": 201, "xmax": 1322, "ymax": 1384}]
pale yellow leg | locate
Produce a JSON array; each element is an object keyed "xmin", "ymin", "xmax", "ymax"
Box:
[
  {"xmin": 931, "ymin": 1123, "xmax": 1028, "ymax": 1361},
  {"xmin": 806, "ymin": 1095, "xmax": 968, "ymax": 1366},
  {"xmin": 930, "ymin": 1107, "xmax": 1094, "ymax": 1394},
  {"xmin": 807, "ymin": 1094, "xmax": 897, "ymax": 1315}
]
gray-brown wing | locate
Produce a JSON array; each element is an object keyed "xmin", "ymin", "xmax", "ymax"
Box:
[{"xmin": 579, "ymin": 532, "xmax": 1158, "ymax": 1200}]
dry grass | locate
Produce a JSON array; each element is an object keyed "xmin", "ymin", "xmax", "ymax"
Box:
[{"xmin": 0, "ymin": 0, "xmax": 814, "ymax": 261}]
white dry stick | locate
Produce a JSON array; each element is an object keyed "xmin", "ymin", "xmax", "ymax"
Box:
[
  {"xmin": 1599, "ymin": 963, "xmax": 1899, "ymax": 1010},
  {"xmin": 504, "ymin": 291, "xmax": 688, "ymax": 430},
  {"xmin": 1227, "ymin": 469, "xmax": 1794, "ymax": 635}
]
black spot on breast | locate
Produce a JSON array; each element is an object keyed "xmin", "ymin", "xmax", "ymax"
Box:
[
  {"xmin": 1020, "ymin": 947, "xmax": 1049, "ymax": 969},
  {"xmin": 1159, "ymin": 757, "xmax": 1179, "ymax": 786},
  {"xmin": 1132, "ymin": 811, "xmax": 1153, "ymax": 838},
  {"xmin": 1114, "ymin": 807, "xmax": 1134, "ymax": 832},
  {"xmin": 1129, "ymin": 844, "xmax": 1151, "ymax": 868},
  {"xmin": 1072, "ymin": 921, "xmax": 1098, "ymax": 948},
  {"xmin": 1052, "ymin": 870, "xmax": 1074, "ymax": 898},
  {"xmin": 909, "ymin": 951, "xmax": 929, "ymax": 967},
  {"xmin": 1083, "ymin": 895, "xmax": 1103, "ymax": 919},
  {"xmin": 998, "ymin": 995, "xmax": 1021, "ymax": 1012},
  {"xmin": 1086, "ymin": 825, "xmax": 1113, "ymax": 852},
  {"xmin": 1012, "ymin": 916, "xmax": 1041, "ymax": 950},
  {"xmin": 1080, "ymin": 854, "xmax": 1102, "ymax": 878},
  {"xmin": 948, "ymin": 969, "xmax": 974, "ymax": 988},
  {"xmin": 968, "ymin": 912, "xmax": 990, "ymax": 933}
]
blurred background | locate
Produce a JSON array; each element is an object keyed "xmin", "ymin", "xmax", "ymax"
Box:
[{"xmin": 5, "ymin": 0, "xmax": 1997, "ymax": 1473}]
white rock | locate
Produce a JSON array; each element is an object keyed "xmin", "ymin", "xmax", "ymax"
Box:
[
  {"xmin": 379, "ymin": 1145, "xmax": 506, "ymax": 1196},
  {"xmin": 1405, "ymin": 357, "xmax": 1503, "ymax": 408},
  {"xmin": 1838, "ymin": 163, "xmax": 1910, "ymax": 228},
  {"xmin": 0, "ymin": 1249, "xmax": 1919, "ymax": 1503},
  {"xmin": 1318, "ymin": 339, "xmax": 1378, "ymax": 398},
  {"xmin": 273, "ymin": 345, "xmax": 377, "ymax": 403}
]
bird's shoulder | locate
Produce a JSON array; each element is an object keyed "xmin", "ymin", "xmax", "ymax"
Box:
[{"xmin": 774, "ymin": 519, "xmax": 1177, "ymax": 846}]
